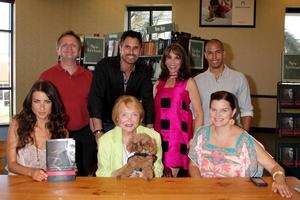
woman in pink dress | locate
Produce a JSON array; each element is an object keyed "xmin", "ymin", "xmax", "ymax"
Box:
[{"xmin": 154, "ymin": 43, "xmax": 203, "ymax": 177}]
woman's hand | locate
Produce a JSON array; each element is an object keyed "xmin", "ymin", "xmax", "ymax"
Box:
[
  {"xmin": 31, "ymin": 169, "xmax": 47, "ymax": 181},
  {"xmin": 272, "ymin": 174, "xmax": 292, "ymax": 198}
]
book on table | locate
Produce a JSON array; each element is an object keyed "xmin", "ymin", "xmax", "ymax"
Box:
[{"xmin": 46, "ymin": 138, "xmax": 76, "ymax": 182}]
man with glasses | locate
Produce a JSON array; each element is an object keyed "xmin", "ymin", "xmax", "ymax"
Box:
[{"xmin": 194, "ymin": 39, "xmax": 253, "ymax": 131}]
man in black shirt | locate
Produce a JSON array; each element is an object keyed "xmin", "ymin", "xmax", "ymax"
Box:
[{"xmin": 88, "ymin": 30, "xmax": 154, "ymax": 139}]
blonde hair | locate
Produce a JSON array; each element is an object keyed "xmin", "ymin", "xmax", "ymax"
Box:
[{"xmin": 112, "ymin": 95, "xmax": 145, "ymax": 125}]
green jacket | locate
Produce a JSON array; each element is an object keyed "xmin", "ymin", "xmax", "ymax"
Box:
[{"xmin": 96, "ymin": 125, "xmax": 163, "ymax": 177}]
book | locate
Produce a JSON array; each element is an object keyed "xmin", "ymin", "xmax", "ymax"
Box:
[
  {"xmin": 294, "ymin": 87, "xmax": 300, "ymax": 105},
  {"xmin": 107, "ymin": 40, "xmax": 115, "ymax": 57},
  {"xmin": 188, "ymin": 39, "xmax": 205, "ymax": 69},
  {"xmin": 46, "ymin": 138, "xmax": 76, "ymax": 182},
  {"xmin": 152, "ymin": 60, "xmax": 161, "ymax": 81},
  {"xmin": 293, "ymin": 116, "xmax": 300, "ymax": 135},
  {"xmin": 143, "ymin": 41, "xmax": 157, "ymax": 56},
  {"xmin": 280, "ymin": 146, "xmax": 295, "ymax": 166},
  {"xmin": 83, "ymin": 36, "xmax": 105, "ymax": 65},
  {"xmin": 279, "ymin": 87, "xmax": 294, "ymax": 106},
  {"xmin": 296, "ymin": 147, "xmax": 300, "ymax": 167},
  {"xmin": 279, "ymin": 116, "xmax": 294, "ymax": 135},
  {"xmin": 113, "ymin": 40, "xmax": 119, "ymax": 56},
  {"xmin": 157, "ymin": 38, "xmax": 170, "ymax": 55}
]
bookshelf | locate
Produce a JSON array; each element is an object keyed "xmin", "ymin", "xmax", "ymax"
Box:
[
  {"xmin": 276, "ymin": 82, "xmax": 300, "ymax": 178},
  {"xmin": 141, "ymin": 23, "xmax": 174, "ymax": 82}
]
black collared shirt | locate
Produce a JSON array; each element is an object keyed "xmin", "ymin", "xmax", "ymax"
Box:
[{"xmin": 88, "ymin": 56, "xmax": 154, "ymax": 124}]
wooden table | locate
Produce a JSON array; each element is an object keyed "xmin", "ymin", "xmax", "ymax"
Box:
[{"xmin": 0, "ymin": 175, "xmax": 299, "ymax": 200}]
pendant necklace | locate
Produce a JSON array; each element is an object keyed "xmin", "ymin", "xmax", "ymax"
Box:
[{"xmin": 33, "ymin": 134, "xmax": 41, "ymax": 168}]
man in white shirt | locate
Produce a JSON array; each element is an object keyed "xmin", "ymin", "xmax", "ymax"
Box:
[{"xmin": 194, "ymin": 39, "xmax": 253, "ymax": 131}]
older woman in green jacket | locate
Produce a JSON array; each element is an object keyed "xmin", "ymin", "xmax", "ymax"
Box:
[{"xmin": 96, "ymin": 95, "xmax": 163, "ymax": 177}]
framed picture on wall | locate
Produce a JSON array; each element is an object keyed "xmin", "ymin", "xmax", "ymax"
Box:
[{"xmin": 199, "ymin": 0, "xmax": 256, "ymax": 27}]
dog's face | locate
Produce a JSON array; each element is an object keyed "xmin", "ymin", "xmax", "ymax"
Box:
[{"xmin": 127, "ymin": 133, "xmax": 157, "ymax": 155}]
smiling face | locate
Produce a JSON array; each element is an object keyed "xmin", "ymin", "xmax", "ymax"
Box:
[
  {"xmin": 57, "ymin": 35, "xmax": 81, "ymax": 61},
  {"xmin": 117, "ymin": 102, "xmax": 141, "ymax": 134},
  {"xmin": 209, "ymin": 99, "xmax": 236, "ymax": 127},
  {"xmin": 165, "ymin": 50, "xmax": 182, "ymax": 75},
  {"xmin": 31, "ymin": 91, "xmax": 52, "ymax": 121},
  {"xmin": 205, "ymin": 41, "xmax": 225, "ymax": 70},
  {"xmin": 119, "ymin": 37, "xmax": 142, "ymax": 65}
]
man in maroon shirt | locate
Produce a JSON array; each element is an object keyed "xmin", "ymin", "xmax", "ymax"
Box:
[{"xmin": 40, "ymin": 31, "xmax": 96, "ymax": 176}]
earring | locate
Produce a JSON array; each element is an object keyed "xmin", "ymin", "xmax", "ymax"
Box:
[{"xmin": 229, "ymin": 119, "xmax": 235, "ymax": 126}]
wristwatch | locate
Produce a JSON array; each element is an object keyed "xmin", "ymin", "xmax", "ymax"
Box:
[{"xmin": 93, "ymin": 129, "xmax": 105, "ymax": 136}]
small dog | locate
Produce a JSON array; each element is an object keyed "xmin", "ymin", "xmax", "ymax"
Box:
[{"xmin": 112, "ymin": 133, "xmax": 157, "ymax": 180}]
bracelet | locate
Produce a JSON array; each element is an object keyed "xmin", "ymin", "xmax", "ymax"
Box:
[
  {"xmin": 93, "ymin": 129, "xmax": 104, "ymax": 136},
  {"xmin": 272, "ymin": 171, "xmax": 285, "ymax": 181}
]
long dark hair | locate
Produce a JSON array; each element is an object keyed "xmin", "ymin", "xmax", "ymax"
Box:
[
  {"xmin": 159, "ymin": 43, "xmax": 191, "ymax": 81},
  {"xmin": 15, "ymin": 80, "xmax": 67, "ymax": 152}
]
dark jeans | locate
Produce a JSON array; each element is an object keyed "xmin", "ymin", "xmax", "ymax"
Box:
[{"xmin": 69, "ymin": 125, "xmax": 97, "ymax": 176}]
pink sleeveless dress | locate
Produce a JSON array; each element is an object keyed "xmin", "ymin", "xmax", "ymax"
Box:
[{"xmin": 154, "ymin": 80, "xmax": 193, "ymax": 170}]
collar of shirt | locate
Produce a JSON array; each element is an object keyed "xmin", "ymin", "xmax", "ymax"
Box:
[
  {"xmin": 122, "ymin": 65, "xmax": 135, "ymax": 91},
  {"xmin": 55, "ymin": 64, "xmax": 85, "ymax": 77},
  {"xmin": 208, "ymin": 65, "xmax": 229, "ymax": 82}
]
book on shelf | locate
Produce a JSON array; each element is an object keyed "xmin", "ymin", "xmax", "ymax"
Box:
[
  {"xmin": 294, "ymin": 116, "xmax": 300, "ymax": 135},
  {"xmin": 107, "ymin": 40, "xmax": 115, "ymax": 57},
  {"xmin": 294, "ymin": 87, "xmax": 300, "ymax": 105},
  {"xmin": 296, "ymin": 147, "xmax": 300, "ymax": 166},
  {"xmin": 279, "ymin": 87, "xmax": 294, "ymax": 106},
  {"xmin": 46, "ymin": 138, "xmax": 76, "ymax": 182},
  {"xmin": 279, "ymin": 116, "xmax": 294, "ymax": 135},
  {"xmin": 280, "ymin": 146, "xmax": 295, "ymax": 166},
  {"xmin": 157, "ymin": 38, "xmax": 170, "ymax": 55},
  {"xmin": 152, "ymin": 60, "xmax": 161, "ymax": 81},
  {"xmin": 143, "ymin": 41, "xmax": 157, "ymax": 56},
  {"xmin": 113, "ymin": 40, "xmax": 119, "ymax": 56},
  {"xmin": 83, "ymin": 36, "xmax": 105, "ymax": 65},
  {"xmin": 188, "ymin": 39, "xmax": 205, "ymax": 69}
]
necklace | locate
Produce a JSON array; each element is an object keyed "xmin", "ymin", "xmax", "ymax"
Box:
[{"xmin": 33, "ymin": 133, "xmax": 41, "ymax": 168}]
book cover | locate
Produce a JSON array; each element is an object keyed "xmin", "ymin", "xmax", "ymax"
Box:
[
  {"xmin": 157, "ymin": 38, "xmax": 169, "ymax": 55},
  {"xmin": 294, "ymin": 87, "xmax": 300, "ymax": 105},
  {"xmin": 46, "ymin": 138, "xmax": 76, "ymax": 182},
  {"xmin": 188, "ymin": 39, "xmax": 205, "ymax": 69},
  {"xmin": 107, "ymin": 40, "xmax": 115, "ymax": 57},
  {"xmin": 83, "ymin": 36, "xmax": 105, "ymax": 65},
  {"xmin": 280, "ymin": 147, "xmax": 295, "ymax": 166},
  {"xmin": 293, "ymin": 116, "xmax": 300, "ymax": 135},
  {"xmin": 279, "ymin": 87, "xmax": 294, "ymax": 106},
  {"xmin": 113, "ymin": 40, "xmax": 119, "ymax": 56},
  {"xmin": 152, "ymin": 60, "xmax": 161, "ymax": 81},
  {"xmin": 296, "ymin": 147, "xmax": 300, "ymax": 166},
  {"xmin": 279, "ymin": 116, "xmax": 294, "ymax": 135}
]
